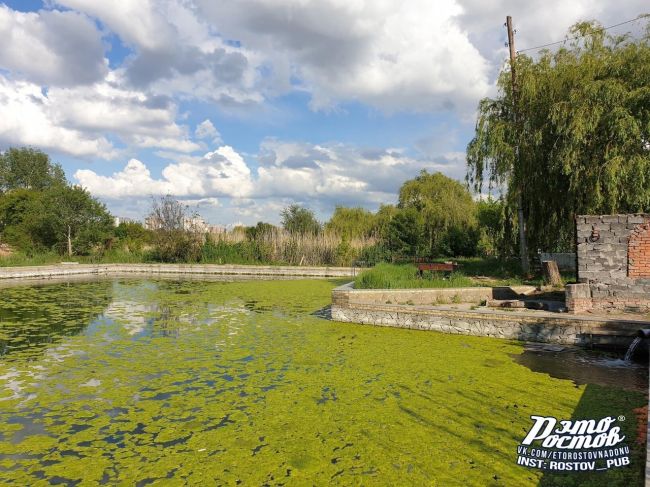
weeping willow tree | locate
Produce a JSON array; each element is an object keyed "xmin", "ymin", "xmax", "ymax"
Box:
[{"xmin": 467, "ymin": 18, "xmax": 650, "ymax": 256}]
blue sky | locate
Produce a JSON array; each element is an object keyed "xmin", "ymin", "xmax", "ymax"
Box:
[{"xmin": 0, "ymin": 0, "xmax": 647, "ymax": 225}]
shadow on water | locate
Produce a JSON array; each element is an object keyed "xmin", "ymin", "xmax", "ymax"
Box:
[{"xmin": 513, "ymin": 344, "xmax": 648, "ymax": 393}]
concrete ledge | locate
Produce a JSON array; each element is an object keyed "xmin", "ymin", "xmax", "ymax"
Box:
[
  {"xmin": 332, "ymin": 283, "xmax": 649, "ymax": 346},
  {"xmin": 332, "ymin": 281, "xmax": 537, "ymax": 307},
  {"xmin": 0, "ymin": 263, "xmax": 360, "ymax": 280}
]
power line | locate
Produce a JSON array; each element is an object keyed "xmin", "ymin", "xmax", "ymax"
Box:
[{"xmin": 517, "ymin": 16, "xmax": 646, "ymax": 53}]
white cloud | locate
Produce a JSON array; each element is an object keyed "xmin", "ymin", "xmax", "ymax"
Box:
[
  {"xmin": 195, "ymin": 119, "xmax": 223, "ymax": 145},
  {"xmin": 74, "ymin": 138, "xmax": 466, "ymax": 215},
  {"xmin": 0, "ymin": 71, "xmax": 200, "ymax": 157},
  {"xmin": 53, "ymin": 0, "xmax": 179, "ymax": 51},
  {"xmin": 75, "ymin": 146, "xmax": 253, "ymax": 198},
  {"xmin": 0, "ymin": 75, "xmax": 116, "ymax": 158},
  {"xmin": 74, "ymin": 159, "xmax": 174, "ymax": 197},
  {"xmin": 0, "ymin": 5, "xmax": 107, "ymax": 86},
  {"xmin": 194, "ymin": 0, "xmax": 491, "ymax": 112}
]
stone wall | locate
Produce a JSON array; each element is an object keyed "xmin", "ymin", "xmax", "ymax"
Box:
[
  {"xmin": 331, "ymin": 284, "xmax": 645, "ymax": 347},
  {"xmin": 573, "ymin": 214, "xmax": 650, "ymax": 313}
]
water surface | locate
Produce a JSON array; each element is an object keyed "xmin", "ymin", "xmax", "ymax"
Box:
[{"xmin": 0, "ymin": 278, "xmax": 646, "ymax": 485}]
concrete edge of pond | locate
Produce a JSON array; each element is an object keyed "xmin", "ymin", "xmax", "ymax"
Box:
[
  {"xmin": 0, "ymin": 263, "xmax": 362, "ymax": 280},
  {"xmin": 331, "ymin": 282, "xmax": 650, "ymax": 347}
]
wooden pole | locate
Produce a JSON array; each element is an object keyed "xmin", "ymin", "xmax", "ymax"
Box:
[{"xmin": 506, "ymin": 15, "xmax": 530, "ymax": 274}]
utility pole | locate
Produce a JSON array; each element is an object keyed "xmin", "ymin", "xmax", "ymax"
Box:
[{"xmin": 506, "ymin": 15, "xmax": 529, "ymax": 274}]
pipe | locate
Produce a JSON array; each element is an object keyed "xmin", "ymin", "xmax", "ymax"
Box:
[{"xmin": 637, "ymin": 329, "xmax": 650, "ymax": 339}]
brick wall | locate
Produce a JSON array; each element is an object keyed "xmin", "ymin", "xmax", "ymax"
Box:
[
  {"xmin": 572, "ymin": 214, "xmax": 650, "ymax": 313},
  {"xmin": 629, "ymin": 222, "xmax": 650, "ymax": 278}
]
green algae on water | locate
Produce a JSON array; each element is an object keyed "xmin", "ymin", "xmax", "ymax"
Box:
[{"xmin": 0, "ymin": 278, "xmax": 646, "ymax": 486}]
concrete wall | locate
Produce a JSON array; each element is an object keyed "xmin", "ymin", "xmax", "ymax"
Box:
[
  {"xmin": 573, "ymin": 214, "xmax": 650, "ymax": 313},
  {"xmin": 332, "ymin": 282, "xmax": 536, "ymax": 307},
  {"xmin": 332, "ymin": 283, "xmax": 646, "ymax": 346},
  {"xmin": 0, "ymin": 263, "xmax": 359, "ymax": 280},
  {"xmin": 538, "ymin": 252, "xmax": 576, "ymax": 271}
]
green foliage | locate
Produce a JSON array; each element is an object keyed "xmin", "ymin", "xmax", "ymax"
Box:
[
  {"xmin": 0, "ymin": 189, "xmax": 45, "ymax": 252},
  {"xmin": 42, "ymin": 186, "xmax": 114, "ymax": 256},
  {"xmin": 325, "ymin": 206, "xmax": 377, "ymax": 239},
  {"xmin": 355, "ymin": 263, "xmax": 476, "ymax": 289},
  {"xmin": 245, "ymin": 221, "xmax": 276, "ymax": 240},
  {"xmin": 151, "ymin": 229, "xmax": 202, "ymax": 263},
  {"xmin": 114, "ymin": 222, "xmax": 151, "ymax": 253},
  {"xmin": 334, "ymin": 237, "xmax": 356, "ymax": 266},
  {"xmin": 467, "ymin": 19, "xmax": 650, "ymax": 252},
  {"xmin": 0, "ymin": 148, "xmax": 112, "ymax": 256},
  {"xmin": 386, "ymin": 207, "xmax": 425, "ymax": 256},
  {"xmin": 0, "ymin": 147, "xmax": 66, "ymax": 192},
  {"xmin": 356, "ymin": 242, "xmax": 392, "ymax": 266},
  {"xmin": 397, "ymin": 170, "xmax": 478, "ymax": 256},
  {"xmin": 280, "ymin": 204, "xmax": 321, "ymax": 235}
]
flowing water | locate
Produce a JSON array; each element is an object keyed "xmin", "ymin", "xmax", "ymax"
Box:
[
  {"xmin": 0, "ymin": 278, "xmax": 646, "ymax": 486},
  {"xmin": 625, "ymin": 337, "xmax": 644, "ymax": 362}
]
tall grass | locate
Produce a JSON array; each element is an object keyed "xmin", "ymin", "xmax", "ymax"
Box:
[
  {"xmin": 202, "ymin": 228, "xmax": 376, "ymax": 266},
  {"xmin": 353, "ymin": 261, "xmax": 541, "ymax": 289},
  {"xmin": 355, "ymin": 263, "xmax": 477, "ymax": 289},
  {"xmin": 0, "ymin": 229, "xmax": 377, "ymax": 267}
]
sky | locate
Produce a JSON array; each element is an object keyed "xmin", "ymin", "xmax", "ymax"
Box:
[{"xmin": 0, "ymin": 1, "xmax": 647, "ymax": 226}]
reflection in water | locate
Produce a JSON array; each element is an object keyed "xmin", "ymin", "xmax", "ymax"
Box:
[
  {"xmin": 0, "ymin": 280, "xmax": 113, "ymax": 360},
  {"xmin": 513, "ymin": 343, "xmax": 649, "ymax": 392},
  {"xmin": 0, "ymin": 278, "xmax": 646, "ymax": 486}
]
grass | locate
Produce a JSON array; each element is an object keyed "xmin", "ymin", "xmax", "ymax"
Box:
[
  {"xmin": 354, "ymin": 261, "xmax": 552, "ymax": 289},
  {"xmin": 355, "ymin": 263, "xmax": 478, "ymax": 289},
  {"xmin": 0, "ymin": 249, "xmax": 157, "ymax": 267}
]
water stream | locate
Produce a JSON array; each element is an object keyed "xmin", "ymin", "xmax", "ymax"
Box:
[{"xmin": 625, "ymin": 336, "xmax": 644, "ymax": 361}]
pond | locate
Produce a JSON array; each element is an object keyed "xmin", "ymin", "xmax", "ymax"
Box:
[{"xmin": 0, "ymin": 278, "xmax": 646, "ymax": 485}]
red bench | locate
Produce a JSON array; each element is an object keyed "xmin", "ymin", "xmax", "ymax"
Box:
[{"xmin": 416, "ymin": 262, "xmax": 458, "ymax": 277}]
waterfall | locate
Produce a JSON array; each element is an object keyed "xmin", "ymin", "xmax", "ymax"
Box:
[{"xmin": 624, "ymin": 337, "xmax": 643, "ymax": 361}]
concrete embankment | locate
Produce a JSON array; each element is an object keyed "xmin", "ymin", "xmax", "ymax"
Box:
[
  {"xmin": 331, "ymin": 282, "xmax": 648, "ymax": 347},
  {"xmin": 0, "ymin": 263, "xmax": 360, "ymax": 280}
]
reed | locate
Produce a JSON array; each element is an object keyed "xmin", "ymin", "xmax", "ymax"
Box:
[{"xmin": 203, "ymin": 228, "xmax": 377, "ymax": 266}]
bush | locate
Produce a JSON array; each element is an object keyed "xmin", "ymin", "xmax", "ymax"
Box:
[{"xmin": 152, "ymin": 230, "xmax": 202, "ymax": 263}]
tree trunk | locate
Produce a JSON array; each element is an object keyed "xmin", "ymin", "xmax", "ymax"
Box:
[
  {"xmin": 542, "ymin": 260, "xmax": 562, "ymax": 287},
  {"xmin": 517, "ymin": 192, "xmax": 529, "ymax": 274},
  {"xmin": 67, "ymin": 225, "xmax": 72, "ymax": 257}
]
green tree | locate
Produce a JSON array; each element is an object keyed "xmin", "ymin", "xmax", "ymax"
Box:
[
  {"xmin": 280, "ymin": 204, "xmax": 320, "ymax": 235},
  {"xmin": 467, "ymin": 19, "xmax": 650, "ymax": 253},
  {"xmin": 386, "ymin": 207, "xmax": 425, "ymax": 257},
  {"xmin": 147, "ymin": 196, "xmax": 203, "ymax": 262},
  {"xmin": 325, "ymin": 206, "xmax": 377, "ymax": 238},
  {"xmin": 115, "ymin": 221, "xmax": 151, "ymax": 252},
  {"xmin": 0, "ymin": 189, "xmax": 46, "ymax": 251},
  {"xmin": 398, "ymin": 170, "xmax": 477, "ymax": 256},
  {"xmin": 42, "ymin": 186, "xmax": 114, "ymax": 256},
  {"xmin": 0, "ymin": 147, "xmax": 66, "ymax": 192},
  {"xmin": 245, "ymin": 221, "xmax": 276, "ymax": 240}
]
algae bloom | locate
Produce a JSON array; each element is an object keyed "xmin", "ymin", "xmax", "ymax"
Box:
[{"xmin": 0, "ymin": 278, "xmax": 645, "ymax": 485}]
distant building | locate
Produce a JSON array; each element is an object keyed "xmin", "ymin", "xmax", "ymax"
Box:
[
  {"xmin": 182, "ymin": 216, "xmax": 208, "ymax": 233},
  {"xmin": 113, "ymin": 216, "xmax": 138, "ymax": 227},
  {"xmin": 144, "ymin": 215, "xmax": 210, "ymax": 233},
  {"xmin": 207, "ymin": 224, "xmax": 226, "ymax": 236},
  {"xmin": 143, "ymin": 216, "xmax": 160, "ymax": 231}
]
